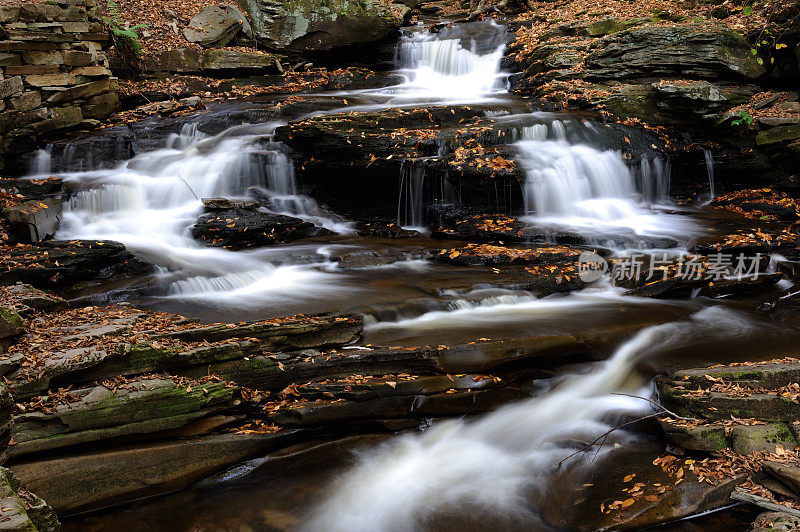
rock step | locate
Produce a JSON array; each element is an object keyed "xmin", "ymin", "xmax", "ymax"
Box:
[
  {"xmin": 670, "ymin": 362, "xmax": 800, "ymax": 389},
  {"xmin": 10, "ymin": 431, "xmax": 298, "ymax": 513},
  {"xmin": 660, "ymin": 384, "xmax": 800, "ymax": 423},
  {"xmin": 270, "ymin": 374, "xmax": 527, "ymax": 427},
  {"xmin": 11, "ymin": 376, "xmax": 240, "ymax": 458},
  {"xmin": 4, "ymin": 308, "xmax": 362, "ymax": 399}
]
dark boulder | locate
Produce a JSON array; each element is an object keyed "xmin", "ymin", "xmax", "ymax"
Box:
[
  {"xmin": 190, "ymin": 201, "xmax": 333, "ymax": 248},
  {"xmin": 0, "ymin": 240, "xmax": 151, "ymax": 290}
]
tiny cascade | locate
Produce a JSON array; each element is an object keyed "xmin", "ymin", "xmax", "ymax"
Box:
[
  {"xmin": 397, "ymin": 159, "xmax": 427, "ymax": 228},
  {"xmin": 704, "ymin": 148, "xmax": 716, "ymax": 201}
]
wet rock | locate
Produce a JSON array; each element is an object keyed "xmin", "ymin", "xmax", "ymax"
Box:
[
  {"xmin": 433, "ymin": 214, "xmax": 531, "ymax": 243},
  {"xmin": 0, "ymin": 467, "xmax": 59, "ymax": 532},
  {"xmin": 191, "ymin": 207, "xmax": 332, "ymax": 249},
  {"xmin": 585, "ymin": 26, "xmax": 767, "ymax": 80},
  {"xmin": 271, "ymin": 378, "xmax": 528, "ymax": 427},
  {"xmin": 750, "ymin": 511, "xmax": 800, "ymax": 532},
  {"xmin": 356, "ymin": 222, "xmax": 421, "ymax": 239},
  {"xmin": 10, "ymin": 431, "xmax": 296, "ymax": 513},
  {"xmin": 10, "ymin": 377, "xmax": 240, "ymax": 458},
  {"xmin": 1, "ymin": 196, "xmax": 61, "ymax": 242},
  {"xmin": 183, "ymin": 5, "xmax": 242, "ymax": 48},
  {"xmin": 331, "ymin": 250, "xmax": 406, "ymax": 269},
  {"xmin": 0, "ymin": 177, "xmax": 62, "ymax": 199},
  {"xmin": 182, "ymin": 346, "xmax": 442, "ymax": 391},
  {"xmin": 437, "ymin": 335, "xmax": 589, "ymax": 373},
  {"xmin": 0, "ymin": 240, "xmax": 151, "ymax": 291},
  {"xmin": 434, "ymin": 243, "xmax": 583, "ymax": 266},
  {"xmin": 239, "ymin": 0, "xmax": 409, "ymax": 53},
  {"xmin": 275, "ymin": 107, "xmax": 524, "ymax": 219},
  {"xmin": 562, "ymin": 448, "xmax": 747, "ymax": 530}
]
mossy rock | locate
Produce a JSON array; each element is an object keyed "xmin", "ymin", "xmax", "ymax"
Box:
[
  {"xmin": 757, "ymin": 123, "xmax": 800, "ymax": 146},
  {"xmin": 0, "ymin": 307, "xmax": 24, "ymax": 340},
  {"xmin": 0, "ymin": 467, "xmax": 59, "ymax": 532},
  {"xmin": 729, "ymin": 423, "xmax": 797, "ymax": 454}
]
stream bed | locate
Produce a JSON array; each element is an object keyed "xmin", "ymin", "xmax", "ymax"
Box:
[{"xmin": 14, "ymin": 19, "xmax": 798, "ymax": 532}]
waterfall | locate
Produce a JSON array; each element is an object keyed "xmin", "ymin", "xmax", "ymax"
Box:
[
  {"xmin": 397, "ymin": 160, "xmax": 427, "ymax": 228},
  {"xmin": 29, "ymin": 147, "xmax": 52, "ymax": 175},
  {"xmin": 56, "ymin": 123, "xmax": 347, "ymax": 307},
  {"xmin": 515, "ymin": 120, "xmax": 696, "ymax": 242},
  {"xmin": 166, "ymin": 122, "xmax": 208, "ymax": 150},
  {"xmin": 704, "ymin": 148, "xmax": 715, "ymax": 201},
  {"xmin": 376, "ymin": 22, "xmax": 508, "ymax": 103},
  {"xmin": 304, "ymin": 307, "xmax": 754, "ymax": 531}
]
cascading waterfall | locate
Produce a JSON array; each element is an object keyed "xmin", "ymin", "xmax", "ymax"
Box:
[
  {"xmin": 378, "ymin": 21, "xmax": 508, "ymax": 103},
  {"xmin": 57, "ymin": 123, "xmax": 347, "ymax": 306},
  {"xmin": 516, "ymin": 120, "xmax": 696, "ymax": 241},
  {"xmin": 29, "ymin": 147, "xmax": 52, "ymax": 175},
  {"xmin": 304, "ymin": 307, "xmax": 754, "ymax": 531}
]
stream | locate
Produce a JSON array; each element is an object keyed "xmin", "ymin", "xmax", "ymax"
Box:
[{"xmin": 37, "ymin": 19, "xmax": 798, "ymax": 532}]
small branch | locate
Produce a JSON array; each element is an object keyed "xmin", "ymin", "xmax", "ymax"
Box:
[{"xmin": 556, "ymin": 393, "xmax": 694, "ymax": 468}]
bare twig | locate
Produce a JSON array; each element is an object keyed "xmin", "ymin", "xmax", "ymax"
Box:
[{"xmin": 556, "ymin": 393, "xmax": 694, "ymax": 468}]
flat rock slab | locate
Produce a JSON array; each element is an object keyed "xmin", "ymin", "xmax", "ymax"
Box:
[
  {"xmin": 11, "ymin": 431, "xmax": 296, "ymax": 513},
  {"xmin": 11, "ymin": 376, "xmax": 240, "ymax": 458},
  {"xmin": 271, "ymin": 384, "xmax": 528, "ymax": 426},
  {"xmin": 5, "ymin": 306, "xmax": 361, "ymax": 398},
  {"xmin": 670, "ymin": 361, "xmax": 800, "ymax": 389},
  {"xmin": 0, "ymin": 284, "xmax": 65, "ymax": 316},
  {"xmin": 0, "ymin": 239, "xmax": 150, "ymax": 290}
]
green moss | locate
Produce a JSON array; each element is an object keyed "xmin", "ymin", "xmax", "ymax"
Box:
[{"xmin": 0, "ymin": 307, "xmax": 24, "ymax": 336}]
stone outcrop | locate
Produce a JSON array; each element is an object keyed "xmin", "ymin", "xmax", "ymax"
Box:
[
  {"xmin": 237, "ymin": 0, "xmax": 410, "ymax": 53},
  {"xmin": 584, "ymin": 26, "xmax": 766, "ymax": 81},
  {"xmin": 0, "ymin": 0, "xmax": 120, "ymax": 172}
]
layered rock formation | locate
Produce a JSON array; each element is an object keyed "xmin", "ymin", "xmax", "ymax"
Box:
[{"xmin": 0, "ymin": 0, "xmax": 119, "ymax": 172}]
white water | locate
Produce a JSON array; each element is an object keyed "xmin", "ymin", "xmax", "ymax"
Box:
[
  {"xmin": 306, "ymin": 307, "xmax": 754, "ymax": 531},
  {"xmin": 704, "ymin": 148, "xmax": 716, "ymax": 201},
  {"xmin": 397, "ymin": 159, "xmax": 427, "ymax": 228},
  {"xmin": 371, "ymin": 22, "xmax": 508, "ymax": 104},
  {"xmin": 57, "ymin": 124, "xmax": 350, "ymax": 307},
  {"xmin": 516, "ymin": 122, "xmax": 697, "ymax": 242}
]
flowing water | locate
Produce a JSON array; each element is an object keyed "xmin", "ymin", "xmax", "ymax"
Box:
[{"xmin": 40, "ymin": 20, "xmax": 786, "ymax": 532}]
